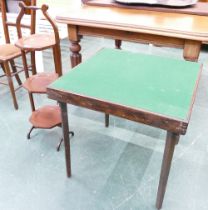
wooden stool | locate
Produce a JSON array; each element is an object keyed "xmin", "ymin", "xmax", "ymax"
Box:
[
  {"xmin": 0, "ymin": 0, "xmax": 36, "ymax": 109},
  {"xmin": 15, "ymin": 3, "xmax": 62, "ymax": 111},
  {"xmin": 15, "ymin": 2, "xmax": 74, "ymax": 149},
  {"xmin": 27, "ymin": 105, "xmax": 74, "ymax": 151}
]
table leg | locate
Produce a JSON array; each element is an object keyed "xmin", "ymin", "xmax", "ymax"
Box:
[
  {"xmin": 59, "ymin": 101, "xmax": 71, "ymax": 177},
  {"xmin": 183, "ymin": 40, "xmax": 201, "ymax": 62},
  {"xmin": 115, "ymin": 39, "xmax": 122, "ymax": 49},
  {"xmin": 156, "ymin": 131, "xmax": 180, "ymax": 209},
  {"xmin": 68, "ymin": 25, "xmax": 82, "ymax": 68},
  {"xmin": 70, "ymin": 40, "xmax": 82, "ymax": 68},
  {"xmin": 105, "ymin": 114, "xmax": 109, "ymax": 127}
]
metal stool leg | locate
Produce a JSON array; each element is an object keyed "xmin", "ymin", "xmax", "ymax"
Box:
[
  {"xmin": 27, "ymin": 126, "xmax": 35, "ymax": 139},
  {"xmin": 57, "ymin": 131, "xmax": 74, "ymax": 152}
]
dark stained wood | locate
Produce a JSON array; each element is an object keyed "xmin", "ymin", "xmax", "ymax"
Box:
[
  {"xmin": 105, "ymin": 114, "xmax": 109, "ymax": 127},
  {"xmin": 156, "ymin": 132, "xmax": 180, "ymax": 209},
  {"xmin": 28, "ymin": 92, "xmax": 35, "ymax": 112},
  {"xmin": 115, "ymin": 39, "xmax": 122, "ymax": 49},
  {"xmin": 47, "ymin": 88, "xmax": 188, "ymax": 135},
  {"xmin": 59, "ymin": 102, "xmax": 72, "ymax": 177}
]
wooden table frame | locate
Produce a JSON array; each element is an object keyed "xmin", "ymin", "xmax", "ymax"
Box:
[
  {"xmin": 56, "ymin": 3, "xmax": 208, "ymax": 67},
  {"xmin": 68, "ymin": 24, "xmax": 202, "ymax": 67}
]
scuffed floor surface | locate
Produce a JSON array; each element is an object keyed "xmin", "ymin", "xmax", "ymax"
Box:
[{"xmin": 0, "ymin": 38, "xmax": 208, "ymax": 210}]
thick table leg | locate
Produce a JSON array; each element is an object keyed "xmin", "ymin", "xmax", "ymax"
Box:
[
  {"xmin": 59, "ymin": 102, "xmax": 71, "ymax": 177},
  {"xmin": 115, "ymin": 39, "xmax": 122, "ymax": 49},
  {"xmin": 70, "ymin": 41, "xmax": 81, "ymax": 68},
  {"xmin": 156, "ymin": 131, "xmax": 180, "ymax": 209},
  {"xmin": 68, "ymin": 25, "xmax": 82, "ymax": 68},
  {"xmin": 183, "ymin": 40, "xmax": 201, "ymax": 62}
]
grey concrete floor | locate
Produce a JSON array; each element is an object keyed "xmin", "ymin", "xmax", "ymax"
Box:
[{"xmin": 1, "ymin": 37, "xmax": 208, "ymax": 210}]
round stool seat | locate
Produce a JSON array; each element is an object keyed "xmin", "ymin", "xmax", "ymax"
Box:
[
  {"xmin": 15, "ymin": 34, "xmax": 55, "ymax": 51},
  {"xmin": 29, "ymin": 105, "xmax": 61, "ymax": 129},
  {"xmin": 23, "ymin": 72, "xmax": 58, "ymax": 93}
]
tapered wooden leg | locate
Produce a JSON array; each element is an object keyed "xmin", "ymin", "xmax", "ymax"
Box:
[
  {"xmin": 115, "ymin": 39, "xmax": 122, "ymax": 49},
  {"xmin": 70, "ymin": 40, "xmax": 81, "ymax": 68},
  {"xmin": 53, "ymin": 44, "xmax": 62, "ymax": 76},
  {"xmin": 59, "ymin": 102, "xmax": 71, "ymax": 177},
  {"xmin": 156, "ymin": 131, "xmax": 180, "ymax": 209},
  {"xmin": 4, "ymin": 61, "xmax": 18, "ymax": 110},
  {"xmin": 30, "ymin": 51, "xmax": 37, "ymax": 75},
  {"xmin": 105, "ymin": 114, "xmax": 109, "ymax": 127},
  {"xmin": 10, "ymin": 60, "xmax": 22, "ymax": 86}
]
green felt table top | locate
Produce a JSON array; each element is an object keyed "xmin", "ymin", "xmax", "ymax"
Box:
[{"xmin": 49, "ymin": 48, "xmax": 201, "ymax": 120}]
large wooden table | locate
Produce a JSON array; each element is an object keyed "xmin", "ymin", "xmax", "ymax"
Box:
[
  {"xmin": 56, "ymin": 2, "xmax": 208, "ymax": 66},
  {"xmin": 47, "ymin": 48, "xmax": 201, "ymax": 209}
]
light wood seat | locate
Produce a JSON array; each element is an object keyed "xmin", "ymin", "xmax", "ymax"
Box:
[
  {"xmin": 15, "ymin": 34, "xmax": 56, "ymax": 51},
  {"xmin": 29, "ymin": 105, "xmax": 61, "ymax": 129},
  {"xmin": 22, "ymin": 72, "xmax": 58, "ymax": 93},
  {"xmin": 0, "ymin": 44, "xmax": 21, "ymax": 61}
]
